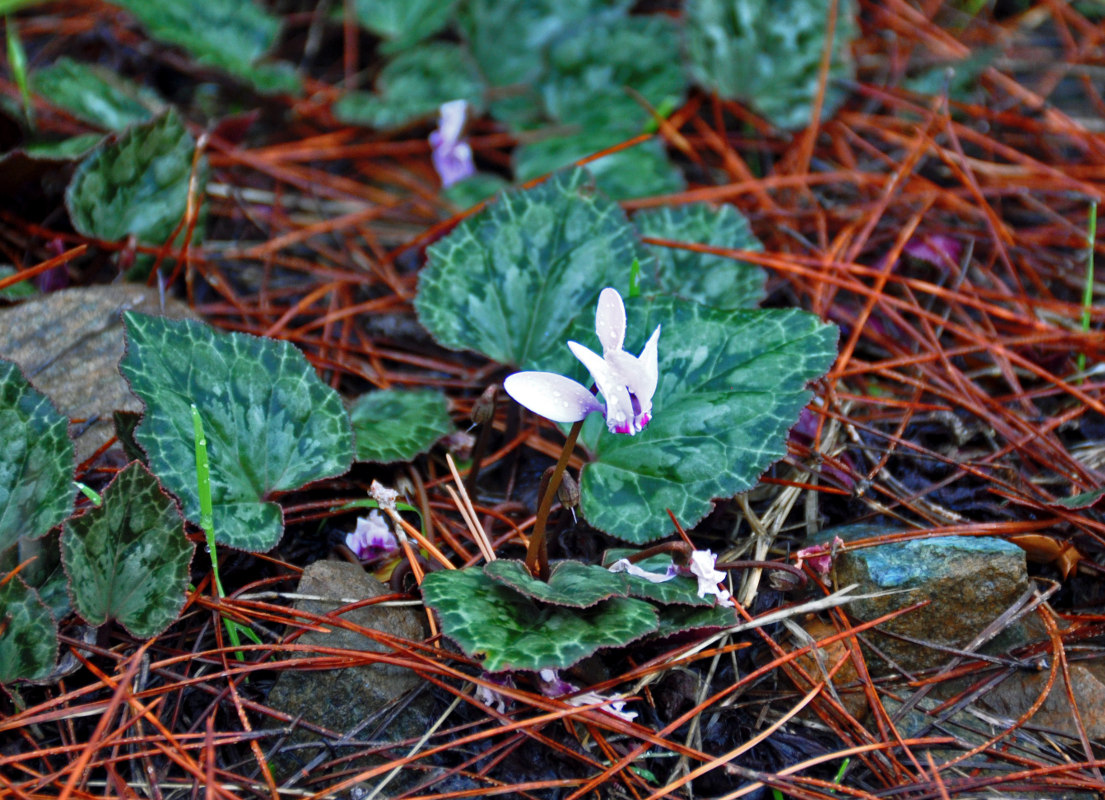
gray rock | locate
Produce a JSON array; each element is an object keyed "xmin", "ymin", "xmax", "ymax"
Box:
[
  {"xmin": 834, "ymin": 535, "xmax": 1031, "ymax": 674},
  {"xmin": 264, "ymin": 560, "xmax": 435, "ymax": 791},
  {"xmin": 0, "ymin": 284, "xmax": 197, "ymax": 463}
]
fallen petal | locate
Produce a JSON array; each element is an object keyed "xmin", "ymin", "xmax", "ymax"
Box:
[
  {"xmin": 503, "ymin": 371, "xmax": 603, "ymax": 423},
  {"xmin": 607, "ymin": 558, "xmax": 676, "ymax": 583}
]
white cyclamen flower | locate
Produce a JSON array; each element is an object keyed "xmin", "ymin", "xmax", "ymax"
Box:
[
  {"xmin": 345, "ymin": 510, "xmax": 398, "ymax": 561},
  {"xmin": 429, "ymin": 99, "xmax": 475, "ymax": 187},
  {"xmin": 503, "ymin": 287, "xmax": 660, "ymax": 435}
]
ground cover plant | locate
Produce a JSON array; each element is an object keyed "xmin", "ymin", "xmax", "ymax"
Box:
[{"xmin": 2, "ymin": 1, "xmax": 1105, "ymax": 799}]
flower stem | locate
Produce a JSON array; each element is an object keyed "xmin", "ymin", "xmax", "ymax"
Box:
[{"xmin": 524, "ymin": 419, "xmax": 583, "ymax": 580}]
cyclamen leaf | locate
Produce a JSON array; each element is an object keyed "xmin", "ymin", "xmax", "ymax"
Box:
[
  {"xmin": 0, "ymin": 359, "xmax": 75, "ymax": 552},
  {"xmin": 65, "ymin": 110, "xmax": 208, "ymax": 249},
  {"xmin": 685, "ymin": 0, "xmax": 857, "ymax": 130},
  {"xmin": 484, "ymin": 560, "xmax": 629, "ymax": 608},
  {"xmin": 0, "ymin": 576, "xmax": 57, "ymax": 683},
  {"xmin": 421, "ymin": 567, "xmax": 657, "ymax": 672},
  {"xmin": 514, "ymin": 136, "xmax": 684, "ymax": 202},
  {"xmin": 352, "ymin": 0, "xmax": 456, "ymax": 54},
  {"xmin": 333, "ymin": 44, "xmax": 484, "ymax": 130},
  {"xmin": 458, "ymin": 0, "xmax": 631, "ymax": 91},
  {"xmin": 539, "ymin": 15, "xmax": 684, "ymax": 133},
  {"xmin": 634, "ymin": 204, "xmax": 766, "ymax": 310},
  {"xmin": 415, "ymin": 167, "xmax": 652, "ymax": 375},
  {"xmin": 106, "ymin": 0, "xmax": 300, "ymax": 94},
  {"xmin": 62, "ymin": 462, "xmax": 193, "ymax": 638},
  {"xmin": 579, "ymin": 296, "xmax": 838, "ymax": 542},
  {"xmin": 350, "ymin": 389, "xmax": 455, "ymax": 463},
  {"xmin": 33, "ymin": 57, "xmax": 162, "ymax": 131},
  {"xmin": 119, "ymin": 313, "xmax": 354, "ymax": 552}
]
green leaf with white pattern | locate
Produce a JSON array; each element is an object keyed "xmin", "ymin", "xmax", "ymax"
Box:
[
  {"xmin": 333, "ymin": 43, "xmax": 484, "ymax": 130},
  {"xmin": 457, "ymin": 0, "xmax": 631, "ymax": 93},
  {"xmin": 514, "ymin": 135, "xmax": 684, "ymax": 201},
  {"xmin": 106, "ymin": 0, "xmax": 300, "ymax": 94},
  {"xmin": 634, "ymin": 204, "xmax": 766, "ymax": 310},
  {"xmin": 33, "ymin": 57, "xmax": 162, "ymax": 131},
  {"xmin": 539, "ymin": 15, "xmax": 684, "ymax": 132},
  {"xmin": 62, "ymin": 462, "xmax": 193, "ymax": 638},
  {"xmin": 0, "ymin": 359, "xmax": 75, "ymax": 552},
  {"xmin": 415, "ymin": 167, "xmax": 652, "ymax": 374},
  {"xmin": 484, "ymin": 560, "xmax": 629, "ymax": 608},
  {"xmin": 421, "ymin": 566, "xmax": 657, "ymax": 671},
  {"xmin": 350, "ymin": 388, "xmax": 454, "ymax": 463},
  {"xmin": 119, "ymin": 313, "xmax": 354, "ymax": 552},
  {"xmin": 352, "ymin": 0, "xmax": 456, "ymax": 53},
  {"xmin": 578, "ymin": 296, "xmax": 837, "ymax": 542},
  {"xmin": 655, "ymin": 604, "xmax": 737, "ymax": 637},
  {"xmin": 0, "ymin": 576, "xmax": 57, "ymax": 683},
  {"xmin": 65, "ymin": 110, "xmax": 208, "ymax": 250},
  {"xmin": 685, "ymin": 0, "xmax": 857, "ymax": 130}
]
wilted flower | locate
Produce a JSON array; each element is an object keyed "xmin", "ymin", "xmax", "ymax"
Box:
[
  {"xmin": 429, "ymin": 99, "xmax": 475, "ymax": 187},
  {"xmin": 538, "ymin": 669, "xmax": 638, "ymax": 722},
  {"xmin": 345, "ymin": 510, "xmax": 399, "ymax": 562},
  {"xmin": 503, "ymin": 287, "xmax": 660, "ymax": 435},
  {"xmin": 687, "ymin": 550, "xmax": 734, "ymax": 607},
  {"xmin": 608, "ymin": 550, "xmax": 735, "ymax": 608},
  {"xmin": 796, "ymin": 536, "xmax": 844, "ymax": 577}
]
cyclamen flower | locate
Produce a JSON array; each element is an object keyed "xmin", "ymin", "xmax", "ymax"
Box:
[
  {"xmin": 345, "ymin": 510, "xmax": 399, "ymax": 562},
  {"xmin": 503, "ymin": 288, "xmax": 660, "ymax": 435},
  {"xmin": 429, "ymin": 99, "xmax": 475, "ymax": 188}
]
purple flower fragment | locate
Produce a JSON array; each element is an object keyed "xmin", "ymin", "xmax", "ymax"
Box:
[
  {"xmin": 345, "ymin": 510, "xmax": 399, "ymax": 562},
  {"xmin": 538, "ymin": 669, "xmax": 638, "ymax": 722},
  {"xmin": 429, "ymin": 99, "xmax": 475, "ymax": 188},
  {"xmin": 503, "ymin": 288, "xmax": 661, "ymax": 435}
]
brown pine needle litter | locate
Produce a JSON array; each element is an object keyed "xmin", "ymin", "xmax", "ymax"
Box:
[{"xmin": 3, "ymin": 2, "xmax": 1105, "ymax": 798}]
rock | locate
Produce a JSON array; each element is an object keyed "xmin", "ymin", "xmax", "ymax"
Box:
[
  {"xmin": 264, "ymin": 560, "xmax": 435, "ymax": 788},
  {"xmin": 833, "ymin": 535, "xmax": 1031, "ymax": 674},
  {"xmin": 0, "ymin": 284, "xmax": 197, "ymax": 463},
  {"xmin": 981, "ymin": 659, "xmax": 1105, "ymax": 742}
]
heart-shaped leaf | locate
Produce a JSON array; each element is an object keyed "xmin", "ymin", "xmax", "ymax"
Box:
[
  {"xmin": 538, "ymin": 15, "xmax": 684, "ymax": 132},
  {"xmin": 457, "ymin": 0, "xmax": 631, "ymax": 95},
  {"xmin": 514, "ymin": 136, "xmax": 684, "ymax": 201},
  {"xmin": 65, "ymin": 110, "xmax": 208, "ymax": 251},
  {"xmin": 421, "ymin": 567, "xmax": 657, "ymax": 672},
  {"xmin": 105, "ymin": 0, "xmax": 300, "ymax": 94},
  {"xmin": 350, "ymin": 388, "xmax": 455, "ymax": 463},
  {"xmin": 0, "ymin": 359, "xmax": 75, "ymax": 552},
  {"xmin": 62, "ymin": 462, "xmax": 193, "ymax": 638},
  {"xmin": 0, "ymin": 575, "xmax": 57, "ymax": 683},
  {"xmin": 578, "ymin": 296, "xmax": 838, "ymax": 542},
  {"xmin": 415, "ymin": 167, "xmax": 651, "ymax": 375},
  {"xmin": 635, "ymin": 203, "xmax": 766, "ymax": 310},
  {"xmin": 33, "ymin": 57, "xmax": 162, "ymax": 131},
  {"xmin": 333, "ymin": 43, "xmax": 484, "ymax": 130},
  {"xmin": 484, "ymin": 559, "xmax": 629, "ymax": 608},
  {"xmin": 119, "ymin": 313, "xmax": 354, "ymax": 552},
  {"xmin": 352, "ymin": 0, "xmax": 456, "ymax": 54},
  {"xmin": 655, "ymin": 604, "xmax": 737, "ymax": 637},
  {"xmin": 685, "ymin": 0, "xmax": 857, "ymax": 130}
]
